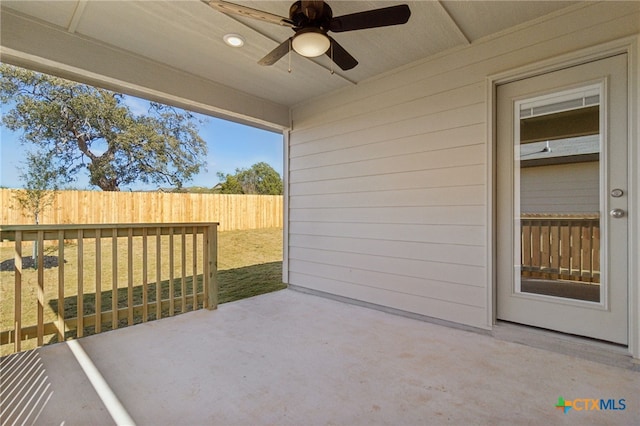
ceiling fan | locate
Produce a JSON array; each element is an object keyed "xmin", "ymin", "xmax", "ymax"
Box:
[{"xmin": 203, "ymin": 0, "xmax": 411, "ymax": 71}]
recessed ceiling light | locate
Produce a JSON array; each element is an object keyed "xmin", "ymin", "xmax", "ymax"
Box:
[{"xmin": 223, "ymin": 34, "xmax": 245, "ymax": 48}]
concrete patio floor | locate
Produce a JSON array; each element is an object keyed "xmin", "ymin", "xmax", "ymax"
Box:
[{"xmin": 2, "ymin": 289, "xmax": 638, "ymax": 425}]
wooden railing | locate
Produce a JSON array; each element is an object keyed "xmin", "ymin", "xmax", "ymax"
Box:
[
  {"xmin": 0, "ymin": 223, "xmax": 218, "ymax": 355},
  {"xmin": 521, "ymin": 214, "xmax": 599, "ymax": 283}
]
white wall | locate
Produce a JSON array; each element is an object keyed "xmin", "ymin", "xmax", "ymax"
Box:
[{"xmin": 288, "ymin": 2, "xmax": 640, "ymax": 329}]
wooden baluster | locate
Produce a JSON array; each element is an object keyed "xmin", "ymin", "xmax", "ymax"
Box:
[
  {"xmin": 550, "ymin": 220, "xmax": 560, "ymax": 278},
  {"xmin": 570, "ymin": 221, "xmax": 580, "ymax": 279},
  {"xmin": 520, "ymin": 221, "xmax": 527, "ymax": 273},
  {"xmin": 181, "ymin": 227, "xmax": 187, "ymax": 313},
  {"xmin": 156, "ymin": 227, "xmax": 162, "ymax": 320},
  {"xmin": 142, "ymin": 228, "xmax": 148, "ymax": 322},
  {"xmin": 77, "ymin": 229, "xmax": 84, "ymax": 338},
  {"xmin": 582, "ymin": 221, "xmax": 592, "ymax": 281},
  {"xmin": 14, "ymin": 231, "xmax": 22, "ymax": 353},
  {"xmin": 593, "ymin": 219, "xmax": 601, "ymax": 283},
  {"xmin": 37, "ymin": 230, "xmax": 44, "ymax": 346},
  {"xmin": 560, "ymin": 220, "xmax": 570, "ymax": 278},
  {"xmin": 578, "ymin": 221, "xmax": 584, "ymax": 281},
  {"xmin": 525, "ymin": 220, "xmax": 532, "ymax": 273},
  {"xmin": 531, "ymin": 223, "xmax": 541, "ymax": 277},
  {"xmin": 203, "ymin": 227, "xmax": 209, "ymax": 308},
  {"xmin": 57, "ymin": 230, "xmax": 65, "ymax": 342},
  {"xmin": 112, "ymin": 229, "xmax": 118, "ymax": 329},
  {"xmin": 169, "ymin": 227, "xmax": 175, "ymax": 316},
  {"xmin": 95, "ymin": 229, "xmax": 102, "ymax": 333},
  {"xmin": 127, "ymin": 228, "xmax": 133, "ymax": 326},
  {"xmin": 193, "ymin": 228, "xmax": 198, "ymax": 310},
  {"xmin": 541, "ymin": 220, "xmax": 551, "ymax": 275}
]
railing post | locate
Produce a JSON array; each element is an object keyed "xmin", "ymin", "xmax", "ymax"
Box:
[{"xmin": 206, "ymin": 224, "xmax": 218, "ymax": 310}]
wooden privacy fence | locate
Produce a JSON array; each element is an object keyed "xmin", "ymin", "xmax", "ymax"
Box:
[
  {"xmin": 0, "ymin": 189, "xmax": 282, "ymax": 231},
  {"xmin": 521, "ymin": 214, "xmax": 600, "ymax": 283},
  {"xmin": 0, "ymin": 223, "xmax": 218, "ymax": 355}
]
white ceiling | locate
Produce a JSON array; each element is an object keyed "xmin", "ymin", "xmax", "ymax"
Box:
[{"xmin": 1, "ymin": 1, "xmax": 577, "ymax": 109}]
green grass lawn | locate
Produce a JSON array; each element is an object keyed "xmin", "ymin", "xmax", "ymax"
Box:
[
  {"xmin": 217, "ymin": 227, "xmax": 285, "ymax": 303},
  {"xmin": 0, "ymin": 227, "xmax": 285, "ymax": 355}
]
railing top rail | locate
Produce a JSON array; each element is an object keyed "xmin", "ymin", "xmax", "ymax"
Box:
[
  {"xmin": 0, "ymin": 222, "xmax": 219, "ymax": 231},
  {"xmin": 520, "ymin": 214, "xmax": 599, "ymax": 220},
  {"xmin": 1, "ymin": 222, "xmax": 219, "ymax": 242}
]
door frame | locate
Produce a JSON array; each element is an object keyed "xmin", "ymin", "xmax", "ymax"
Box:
[{"xmin": 486, "ymin": 36, "xmax": 639, "ymax": 359}]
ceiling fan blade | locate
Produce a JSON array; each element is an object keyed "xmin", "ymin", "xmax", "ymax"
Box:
[
  {"xmin": 258, "ymin": 38, "xmax": 292, "ymax": 66},
  {"xmin": 202, "ymin": 0, "xmax": 294, "ymax": 27},
  {"xmin": 326, "ymin": 36, "xmax": 358, "ymax": 71},
  {"xmin": 329, "ymin": 4, "xmax": 411, "ymax": 33}
]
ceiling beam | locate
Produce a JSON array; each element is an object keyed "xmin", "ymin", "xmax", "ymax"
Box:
[
  {"xmin": 67, "ymin": 0, "xmax": 88, "ymax": 33},
  {"xmin": 435, "ymin": 1, "xmax": 471, "ymax": 45}
]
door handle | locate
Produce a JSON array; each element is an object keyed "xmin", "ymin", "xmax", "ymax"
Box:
[{"xmin": 610, "ymin": 208, "xmax": 625, "ymax": 218}]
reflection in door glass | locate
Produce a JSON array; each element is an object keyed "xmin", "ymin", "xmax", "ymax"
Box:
[{"xmin": 517, "ymin": 87, "xmax": 601, "ymax": 302}]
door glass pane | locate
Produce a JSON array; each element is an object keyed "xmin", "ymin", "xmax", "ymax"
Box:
[{"xmin": 516, "ymin": 86, "xmax": 601, "ymax": 302}]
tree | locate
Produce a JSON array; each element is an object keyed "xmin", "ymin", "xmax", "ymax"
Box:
[
  {"xmin": 13, "ymin": 149, "xmax": 70, "ymax": 268},
  {"xmin": 13, "ymin": 148, "xmax": 69, "ymax": 224},
  {"xmin": 216, "ymin": 174, "xmax": 244, "ymax": 194},
  {"xmin": 0, "ymin": 64, "xmax": 207, "ymax": 191},
  {"xmin": 217, "ymin": 162, "xmax": 283, "ymax": 195}
]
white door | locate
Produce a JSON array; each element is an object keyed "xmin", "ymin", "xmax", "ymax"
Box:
[{"xmin": 496, "ymin": 55, "xmax": 628, "ymax": 344}]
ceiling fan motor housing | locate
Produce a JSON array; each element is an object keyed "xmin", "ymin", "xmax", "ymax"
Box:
[{"xmin": 289, "ymin": 1, "xmax": 333, "ymax": 29}]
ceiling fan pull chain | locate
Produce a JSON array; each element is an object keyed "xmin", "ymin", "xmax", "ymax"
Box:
[
  {"xmin": 288, "ymin": 39, "xmax": 292, "ymax": 73},
  {"xmin": 330, "ymin": 42, "xmax": 334, "ymax": 75}
]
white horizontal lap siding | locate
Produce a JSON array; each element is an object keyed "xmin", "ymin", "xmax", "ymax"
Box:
[
  {"xmin": 289, "ymin": 234, "xmax": 485, "ymax": 267},
  {"xmin": 288, "ymin": 2, "xmax": 639, "ymax": 328},
  {"xmin": 521, "ymin": 162, "xmax": 599, "ymax": 214},
  {"xmin": 290, "ymin": 205, "xmax": 485, "ymax": 226},
  {"xmin": 290, "ymin": 164, "xmax": 485, "ymax": 195},
  {"xmin": 288, "ymin": 98, "xmax": 486, "ymax": 323},
  {"xmin": 287, "ymin": 272, "xmax": 487, "ymax": 326}
]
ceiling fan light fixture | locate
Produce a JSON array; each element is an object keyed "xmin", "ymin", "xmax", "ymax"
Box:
[
  {"xmin": 292, "ymin": 28, "xmax": 330, "ymax": 57},
  {"xmin": 223, "ymin": 33, "xmax": 245, "ymax": 47}
]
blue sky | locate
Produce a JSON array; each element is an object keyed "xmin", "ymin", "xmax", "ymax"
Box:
[{"xmin": 0, "ymin": 95, "xmax": 283, "ymax": 191}]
